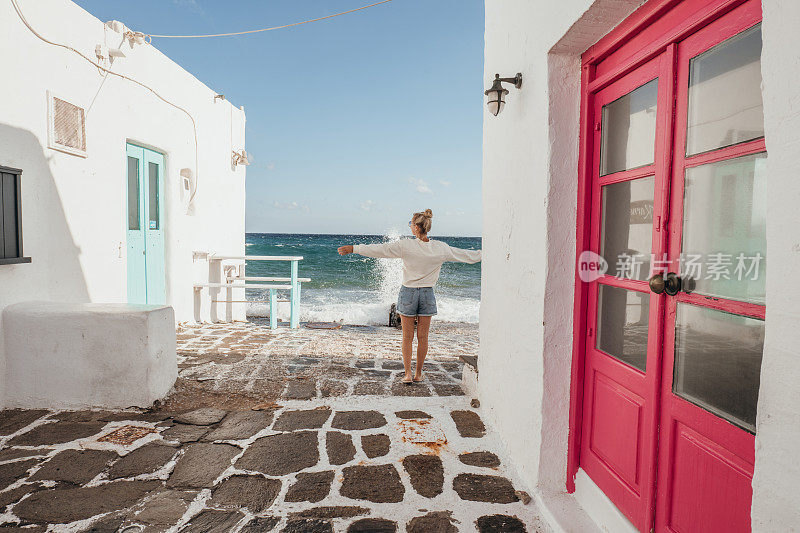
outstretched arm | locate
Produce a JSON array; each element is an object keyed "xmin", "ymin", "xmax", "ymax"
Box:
[
  {"xmin": 338, "ymin": 241, "xmax": 403, "ymax": 258},
  {"xmin": 441, "ymin": 243, "xmax": 481, "ymax": 263}
]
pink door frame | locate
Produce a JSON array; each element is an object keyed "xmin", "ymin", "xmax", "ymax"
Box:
[{"xmin": 567, "ymin": 0, "xmax": 764, "ymax": 530}]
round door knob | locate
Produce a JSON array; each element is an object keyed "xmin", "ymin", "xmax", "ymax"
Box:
[
  {"xmin": 664, "ymin": 272, "xmax": 682, "ymax": 296},
  {"xmin": 649, "ymin": 274, "xmax": 666, "ymax": 294}
]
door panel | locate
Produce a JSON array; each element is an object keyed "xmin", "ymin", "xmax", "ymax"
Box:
[
  {"xmin": 655, "ymin": 4, "xmax": 764, "ymax": 531},
  {"xmin": 144, "ymin": 150, "xmax": 166, "ymax": 305},
  {"xmin": 580, "ymin": 54, "xmax": 671, "ymax": 531},
  {"xmin": 126, "ymin": 143, "xmax": 166, "ymax": 305},
  {"xmin": 126, "ymin": 145, "xmax": 146, "ymax": 304}
]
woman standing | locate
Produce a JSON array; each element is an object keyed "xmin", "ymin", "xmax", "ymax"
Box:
[{"xmin": 337, "ymin": 209, "xmax": 481, "ymax": 383}]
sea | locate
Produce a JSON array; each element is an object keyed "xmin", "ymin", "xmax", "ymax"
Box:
[{"xmin": 244, "ymin": 232, "xmax": 481, "ymax": 325}]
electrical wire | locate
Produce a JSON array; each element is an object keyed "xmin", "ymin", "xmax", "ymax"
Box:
[
  {"xmin": 144, "ymin": 0, "xmax": 394, "ymax": 39},
  {"xmin": 10, "ymin": 0, "xmax": 202, "ymax": 205}
]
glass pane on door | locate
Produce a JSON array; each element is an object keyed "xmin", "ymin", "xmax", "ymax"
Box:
[
  {"xmin": 601, "ymin": 177, "xmax": 655, "ymax": 280},
  {"xmin": 127, "ymin": 156, "xmax": 140, "ymax": 231},
  {"xmin": 596, "ymin": 284, "xmax": 650, "ymax": 372},
  {"xmin": 673, "ymin": 304, "xmax": 764, "ymax": 432},
  {"xmin": 148, "ymin": 162, "xmax": 160, "ymax": 230},
  {"xmin": 686, "ymin": 24, "xmax": 763, "ymax": 156},
  {"xmin": 681, "ymin": 153, "xmax": 766, "ymax": 303},
  {"xmin": 600, "ymin": 79, "xmax": 658, "ymax": 175}
]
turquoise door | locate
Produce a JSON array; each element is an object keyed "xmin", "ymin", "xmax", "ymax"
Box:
[{"xmin": 126, "ymin": 143, "xmax": 166, "ymax": 304}]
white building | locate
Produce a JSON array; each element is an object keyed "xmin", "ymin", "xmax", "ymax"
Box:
[
  {"xmin": 480, "ymin": 0, "xmax": 799, "ymax": 531},
  {"xmin": 0, "ymin": 0, "xmax": 246, "ymax": 403}
]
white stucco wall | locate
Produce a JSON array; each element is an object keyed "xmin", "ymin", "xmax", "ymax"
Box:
[
  {"xmin": 0, "ymin": 0, "xmax": 247, "ymax": 402},
  {"xmin": 481, "ymin": 0, "xmax": 800, "ymax": 531}
]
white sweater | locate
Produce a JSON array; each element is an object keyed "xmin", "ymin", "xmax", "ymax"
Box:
[{"xmin": 353, "ymin": 238, "xmax": 481, "ymax": 288}]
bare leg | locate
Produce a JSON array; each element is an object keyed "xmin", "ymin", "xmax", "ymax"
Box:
[
  {"xmin": 401, "ymin": 315, "xmax": 416, "ymax": 382},
  {"xmin": 414, "ymin": 316, "xmax": 432, "ymax": 380}
]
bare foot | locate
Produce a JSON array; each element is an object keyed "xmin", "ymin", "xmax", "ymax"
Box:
[
  {"xmin": 402, "ymin": 375, "xmax": 414, "ymax": 384},
  {"xmin": 413, "ymin": 374, "xmax": 423, "ymax": 382}
]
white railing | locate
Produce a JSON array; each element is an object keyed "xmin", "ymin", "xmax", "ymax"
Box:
[{"xmin": 193, "ymin": 252, "xmax": 308, "ymax": 329}]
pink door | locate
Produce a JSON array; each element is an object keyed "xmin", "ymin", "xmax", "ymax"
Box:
[
  {"xmin": 580, "ymin": 53, "xmax": 671, "ymax": 531},
  {"xmin": 655, "ymin": 3, "xmax": 765, "ymax": 531},
  {"xmin": 577, "ymin": 1, "xmax": 765, "ymax": 531}
]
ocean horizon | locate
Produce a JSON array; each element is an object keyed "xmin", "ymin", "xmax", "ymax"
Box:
[{"xmin": 244, "ymin": 232, "xmax": 482, "ymax": 325}]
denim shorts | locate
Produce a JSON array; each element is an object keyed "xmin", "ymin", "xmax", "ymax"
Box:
[{"xmin": 397, "ymin": 285, "xmax": 437, "ymax": 317}]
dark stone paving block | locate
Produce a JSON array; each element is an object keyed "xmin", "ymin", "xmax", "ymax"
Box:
[
  {"xmin": 407, "ymin": 511, "xmax": 458, "ymax": 533},
  {"xmin": 331, "ymin": 411, "xmax": 387, "ymax": 430},
  {"xmin": 167, "ymin": 443, "xmax": 240, "ymax": 488},
  {"xmin": 0, "ymin": 483, "xmax": 39, "ymax": 510},
  {"xmin": 440, "ymin": 362, "xmax": 463, "ymax": 372},
  {"xmin": 476, "ymin": 514, "xmax": 527, "ymax": 532},
  {"xmin": 450, "ymin": 410, "xmax": 486, "ymax": 438},
  {"xmin": 0, "ymin": 459, "xmax": 38, "ymax": 489},
  {"xmin": 320, "ymin": 379, "xmax": 348, "ymax": 397},
  {"xmin": 180, "ymin": 509, "xmax": 242, "ymax": 532},
  {"xmin": 394, "ymin": 410, "xmax": 431, "ymax": 419},
  {"xmin": 354, "ymin": 360, "xmax": 374, "ymax": 368},
  {"xmin": 211, "ymin": 474, "xmax": 281, "ymax": 513},
  {"xmin": 348, "ymin": 518, "xmax": 397, "ymax": 532},
  {"xmin": 380, "ymin": 360, "xmax": 405, "ymax": 370},
  {"xmin": 173, "ymin": 408, "xmax": 228, "ymax": 426},
  {"xmin": 390, "ymin": 380, "xmax": 432, "ymax": 397},
  {"xmin": 285, "ymin": 470, "xmax": 334, "ymax": 502},
  {"xmin": 237, "ymin": 431, "xmax": 319, "ymax": 476},
  {"xmin": 452, "ymin": 473, "xmax": 518, "ymax": 503},
  {"xmin": 403, "ymin": 454, "xmax": 444, "ymax": 498},
  {"xmin": 360, "ymin": 369, "xmax": 391, "ymax": 378},
  {"xmin": 459, "ymin": 451, "xmax": 501, "ymax": 468},
  {"xmin": 81, "ymin": 514, "xmax": 124, "ymax": 532},
  {"xmin": 0, "ymin": 448, "xmax": 48, "ymax": 462},
  {"xmin": 13, "ymin": 480, "xmax": 160, "ymax": 524},
  {"xmin": 161, "ymin": 423, "xmax": 210, "ymax": 443},
  {"xmin": 273, "ymin": 408, "xmax": 331, "ymax": 431},
  {"xmin": 327, "ymin": 432, "xmax": 356, "ymax": 465},
  {"xmin": 8, "ymin": 421, "xmax": 106, "ymax": 446},
  {"xmin": 361, "ymin": 434, "xmax": 390, "ymax": 458},
  {"xmin": 108, "ymin": 444, "xmax": 177, "ymax": 479},
  {"xmin": 0, "ymin": 525, "xmax": 45, "ymax": 533},
  {"xmin": 353, "ymin": 380, "xmax": 388, "ymax": 396},
  {"xmin": 433, "ymin": 384, "xmax": 465, "ymax": 396},
  {"xmin": 283, "ymin": 519, "xmax": 332, "ymax": 533},
  {"xmin": 31, "ymin": 449, "xmax": 117, "ymax": 485},
  {"xmin": 0, "ymin": 410, "xmax": 48, "ymax": 435},
  {"xmin": 240, "ymin": 517, "xmax": 280, "ymax": 532},
  {"xmin": 284, "ymin": 380, "xmax": 317, "ymax": 400},
  {"xmin": 129, "ymin": 489, "xmax": 197, "ymax": 527},
  {"xmin": 290, "ymin": 506, "xmax": 370, "ymax": 519},
  {"xmin": 340, "ymin": 464, "xmax": 404, "ymax": 503},
  {"xmin": 425, "ymin": 372, "xmax": 453, "ymax": 383},
  {"xmin": 203, "ymin": 410, "xmax": 274, "ymax": 441}
]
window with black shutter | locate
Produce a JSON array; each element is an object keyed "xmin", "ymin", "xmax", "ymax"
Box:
[{"xmin": 0, "ymin": 166, "xmax": 31, "ymax": 265}]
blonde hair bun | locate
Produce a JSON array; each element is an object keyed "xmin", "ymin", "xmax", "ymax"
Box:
[{"xmin": 412, "ymin": 209, "xmax": 433, "ymax": 234}]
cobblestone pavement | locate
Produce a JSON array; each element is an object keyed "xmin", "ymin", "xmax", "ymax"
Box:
[{"xmin": 0, "ymin": 321, "xmax": 548, "ymax": 532}]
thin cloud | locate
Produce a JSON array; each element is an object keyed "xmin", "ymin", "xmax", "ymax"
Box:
[
  {"xmin": 360, "ymin": 200, "xmax": 374, "ymax": 211},
  {"xmin": 266, "ymin": 162, "xmax": 276, "ymax": 171},
  {"xmin": 173, "ymin": 0, "xmax": 205, "ymax": 15},
  {"xmin": 409, "ymin": 177, "xmax": 432, "ymax": 194},
  {"xmin": 273, "ymin": 200, "xmax": 310, "ymax": 213},
  {"xmin": 439, "ymin": 179, "xmax": 452, "ymax": 187}
]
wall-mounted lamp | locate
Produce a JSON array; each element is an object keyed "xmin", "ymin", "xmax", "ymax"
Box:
[
  {"xmin": 232, "ymin": 150, "xmax": 251, "ymax": 167},
  {"xmin": 485, "ymin": 73, "xmax": 523, "ymax": 116}
]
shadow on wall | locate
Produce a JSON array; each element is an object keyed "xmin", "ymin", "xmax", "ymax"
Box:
[{"xmin": 0, "ymin": 123, "xmax": 90, "ymax": 307}]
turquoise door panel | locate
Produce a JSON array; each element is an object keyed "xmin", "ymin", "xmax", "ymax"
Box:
[
  {"xmin": 126, "ymin": 144, "xmax": 147, "ymax": 304},
  {"xmin": 126, "ymin": 143, "xmax": 166, "ymax": 305},
  {"xmin": 144, "ymin": 149, "xmax": 166, "ymax": 305}
]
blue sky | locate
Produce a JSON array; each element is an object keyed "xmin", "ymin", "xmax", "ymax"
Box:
[{"xmin": 74, "ymin": 0, "xmax": 485, "ymax": 237}]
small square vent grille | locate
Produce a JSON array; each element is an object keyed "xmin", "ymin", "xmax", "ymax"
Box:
[{"xmin": 48, "ymin": 91, "xmax": 87, "ymax": 157}]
